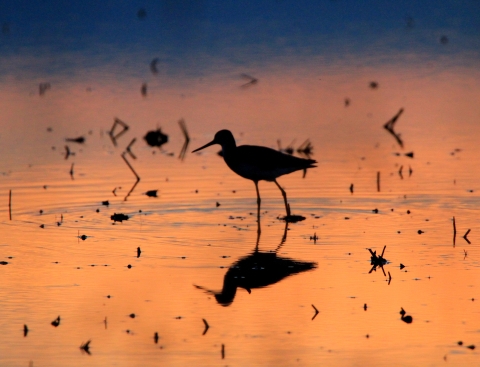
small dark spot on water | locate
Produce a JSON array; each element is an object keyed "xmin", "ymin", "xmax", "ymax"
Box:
[
  {"xmin": 80, "ymin": 235, "xmax": 87, "ymax": 241},
  {"xmin": 39, "ymin": 210, "xmax": 43, "ymax": 214},
  {"xmin": 175, "ymin": 316, "xmax": 183, "ymax": 319},
  {"xmin": 0, "ymin": 261, "xmax": 8, "ymax": 265},
  {"xmin": 372, "ymin": 208, "xmax": 378, "ymax": 213},
  {"xmin": 102, "ymin": 200, "xmax": 109, "ymax": 206},
  {"xmin": 127, "ymin": 264, "xmax": 132, "ymax": 269},
  {"xmin": 458, "ymin": 341, "xmax": 463, "ymax": 346},
  {"xmin": 345, "ymin": 217, "xmax": 350, "ymax": 220},
  {"xmin": 418, "ymin": 230, "xmax": 424, "ymax": 234},
  {"xmin": 407, "ymin": 210, "xmax": 410, "ymax": 214},
  {"xmin": 40, "ymin": 224, "xmax": 45, "ymax": 228},
  {"xmin": 467, "ymin": 345, "xmax": 476, "ymax": 350},
  {"xmin": 129, "ymin": 313, "xmax": 136, "ymax": 319},
  {"xmin": 96, "ymin": 209, "xmax": 99, "ymax": 213}
]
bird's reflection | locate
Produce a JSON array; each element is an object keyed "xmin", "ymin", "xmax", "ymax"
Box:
[{"xmin": 195, "ymin": 217, "xmax": 317, "ymax": 306}]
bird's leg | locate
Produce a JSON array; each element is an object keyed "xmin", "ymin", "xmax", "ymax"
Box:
[
  {"xmin": 254, "ymin": 181, "xmax": 261, "ymax": 236},
  {"xmin": 274, "ymin": 179, "xmax": 291, "ymax": 217}
]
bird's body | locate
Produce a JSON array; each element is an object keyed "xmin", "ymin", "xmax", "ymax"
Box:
[{"xmin": 192, "ymin": 130, "xmax": 316, "ymax": 217}]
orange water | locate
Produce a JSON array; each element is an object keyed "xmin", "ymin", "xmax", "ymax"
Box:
[{"xmin": 0, "ymin": 61, "xmax": 479, "ymax": 366}]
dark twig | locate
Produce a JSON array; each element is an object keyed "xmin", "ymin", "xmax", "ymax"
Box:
[
  {"xmin": 383, "ymin": 108, "xmax": 404, "ymax": 148},
  {"xmin": 377, "ymin": 172, "xmax": 380, "ymax": 192},
  {"xmin": 202, "ymin": 318, "xmax": 209, "ymax": 335},
  {"xmin": 121, "ymin": 152, "xmax": 140, "ymax": 201},
  {"xmin": 464, "ymin": 229, "xmax": 471, "ymax": 244},
  {"xmin": 109, "ymin": 118, "xmax": 129, "ymax": 147},
  {"xmin": 453, "ymin": 216, "xmax": 456, "ymax": 247},
  {"xmin": 398, "ymin": 165, "xmax": 403, "ymax": 179},
  {"xmin": 70, "ymin": 163, "xmax": 74, "ymax": 180},
  {"xmin": 221, "ymin": 344, "xmax": 225, "ymax": 359},
  {"xmin": 311, "ymin": 304, "xmax": 319, "ymax": 320},
  {"xmin": 125, "ymin": 138, "xmax": 137, "ymax": 159},
  {"xmin": 8, "ymin": 189, "xmax": 11, "ymax": 220},
  {"xmin": 178, "ymin": 119, "xmax": 190, "ymax": 161}
]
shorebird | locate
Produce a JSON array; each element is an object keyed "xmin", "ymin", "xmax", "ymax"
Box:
[{"xmin": 192, "ymin": 130, "xmax": 316, "ymax": 217}]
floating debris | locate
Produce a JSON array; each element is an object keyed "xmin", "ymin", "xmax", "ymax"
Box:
[
  {"xmin": 405, "ymin": 152, "xmax": 414, "ymax": 158},
  {"xmin": 377, "ymin": 171, "xmax": 381, "ymax": 192},
  {"xmin": 80, "ymin": 340, "xmax": 91, "ymax": 355},
  {"xmin": 144, "ymin": 128, "xmax": 169, "ymax": 149},
  {"xmin": 464, "ymin": 229, "xmax": 471, "ymax": 244},
  {"xmin": 128, "ymin": 313, "xmax": 136, "ymax": 319},
  {"xmin": 154, "ymin": 332, "xmax": 159, "ymax": 343},
  {"xmin": 66, "ymin": 136, "xmax": 85, "ymax": 144},
  {"xmin": 369, "ymin": 81, "xmax": 378, "ymax": 89},
  {"xmin": 363, "ymin": 303, "xmax": 367, "ymax": 311},
  {"xmin": 310, "ymin": 233, "xmax": 318, "ymax": 244},
  {"xmin": 368, "ymin": 246, "xmax": 388, "ymax": 276},
  {"xmin": 102, "ymin": 200, "xmax": 110, "ymax": 206},
  {"xmin": 221, "ymin": 344, "xmax": 225, "ymax": 359},
  {"xmin": 137, "ymin": 247, "xmax": 141, "ymax": 258},
  {"xmin": 297, "ymin": 139, "xmax": 313, "ymax": 158},
  {"xmin": 278, "ymin": 214, "xmax": 306, "ymax": 223},
  {"xmin": 277, "ymin": 139, "xmax": 295, "ymax": 155},
  {"xmin": 79, "ymin": 234, "xmax": 87, "ymax": 241},
  {"xmin": 350, "ymin": 183, "xmax": 354, "ymax": 194},
  {"xmin": 23, "ymin": 324, "xmax": 28, "ymax": 337},
  {"xmin": 0, "ymin": 261, "xmax": 8, "ymax": 265},
  {"xmin": 51, "ymin": 316, "xmax": 61, "ymax": 327},
  {"xmin": 111, "ymin": 213, "xmax": 129, "ymax": 223},
  {"xmin": 400, "ymin": 308, "xmax": 413, "ymax": 323},
  {"xmin": 141, "ymin": 82, "xmax": 147, "ymax": 97},
  {"xmin": 311, "ymin": 304, "xmax": 319, "ymax": 320},
  {"xmin": 344, "ymin": 98, "xmax": 350, "ymax": 107},
  {"xmin": 69, "ymin": 163, "xmax": 74, "ymax": 180},
  {"xmin": 144, "ymin": 190, "xmax": 158, "ymax": 198}
]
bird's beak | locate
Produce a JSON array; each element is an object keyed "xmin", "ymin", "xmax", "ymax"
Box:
[{"xmin": 192, "ymin": 139, "xmax": 216, "ymax": 153}]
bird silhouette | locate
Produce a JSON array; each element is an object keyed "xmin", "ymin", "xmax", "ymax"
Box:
[{"xmin": 192, "ymin": 130, "xmax": 316, "ymax": 219}]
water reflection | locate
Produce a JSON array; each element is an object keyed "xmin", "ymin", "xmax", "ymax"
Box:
[{"xmin": 195, "ymin": 221, "xmax": 317, "ymax": 306}]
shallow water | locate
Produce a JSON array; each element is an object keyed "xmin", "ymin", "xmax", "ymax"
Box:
[{"xmin": 1, "ymin": 2, "xmax": 480, "ymax": 366}]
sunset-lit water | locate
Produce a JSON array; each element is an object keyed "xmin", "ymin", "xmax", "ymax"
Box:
[{"xmin": 1, "ymin": 2, "xmax": 480, "ymax": 366}]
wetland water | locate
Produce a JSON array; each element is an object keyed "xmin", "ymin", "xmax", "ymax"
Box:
[{"xmin": 1, "ymin": 2, "xmax": 480, "ymax": 366}]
